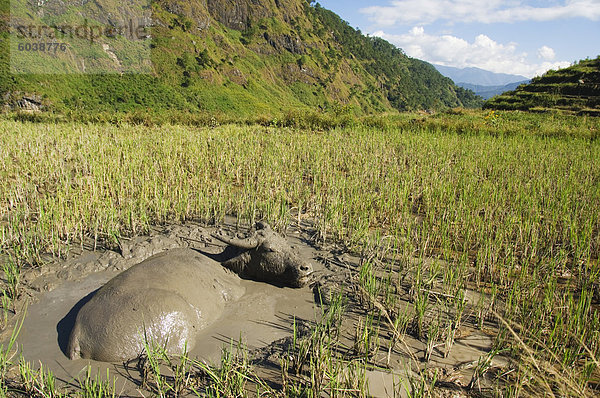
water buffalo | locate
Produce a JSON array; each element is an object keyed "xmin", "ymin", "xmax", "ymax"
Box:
[{"xmin": 67, "ymin": 223, "xmax": 313, "ymax": 361}]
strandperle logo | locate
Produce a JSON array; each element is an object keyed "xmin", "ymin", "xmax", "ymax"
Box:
[
  {"xmin": 13, "ymin": 19, "xmax": 150, "ymax": 43},
  {"xmin": 9, "ymin": 0, "xmax": 153, "ymax": 74}
]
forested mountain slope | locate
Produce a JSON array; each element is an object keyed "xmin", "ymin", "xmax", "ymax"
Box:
[{"xmin": 1, "ymin": 0, "xmax": 482, "ymax": 117}]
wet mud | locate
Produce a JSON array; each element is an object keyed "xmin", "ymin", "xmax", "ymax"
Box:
[{"xmin": 3, "ymin": 220, "xmax": 506, "ymax": 397}]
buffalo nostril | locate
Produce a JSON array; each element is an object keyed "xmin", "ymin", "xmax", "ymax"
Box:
[{"xmin": 301, "ymin": 265, "xmax": 310, "ymax": 271}]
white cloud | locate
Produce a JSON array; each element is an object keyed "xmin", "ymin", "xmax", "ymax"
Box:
[
  {"xmin": 537, "ymin": 46, "xmax": 556, "ymax": 60},
  {"xmin": 373, "ymin": 27, "xmax": 571, "ymax": 77},
  {"xmin": 361, "ymin": 0, "xmax": 600, "ymax": 26}
]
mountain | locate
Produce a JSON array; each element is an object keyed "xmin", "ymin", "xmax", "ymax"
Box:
[
  {"xmin": 434, "ymin": 64, "xmax": 529, "ymax": 87},
  {"xmin": 459, "ymin": 81, "xmax": 530, "ymax": 100},
  {"xmin": 1, "ymin": 0, "xmax": 482, "ymax": 118},
  {"xmin": 485, "ymin": 57, "xmax": 600, "ymax": 115}
]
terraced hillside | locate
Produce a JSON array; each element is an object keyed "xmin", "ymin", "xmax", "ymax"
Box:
[{"xmin": 485, "ymin": 57, "xmax": 600, "ymax": 115}]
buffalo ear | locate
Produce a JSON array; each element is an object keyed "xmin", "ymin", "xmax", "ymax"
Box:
[{"xmin": 255, "ymin": 222, "xmax": 271, "ymax": 231}]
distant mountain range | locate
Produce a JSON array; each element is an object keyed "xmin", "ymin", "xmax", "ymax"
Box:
[
  {"xmin": 433, "ymin": 65, "xmax": 529, "ymax": 86},
  {"xmin": 433, "ymin": 65, "xmax": 530, "ymax": 99},
  {"xmin": 457, "ymin": 81, "xmax": 530, "ymax": 100}
]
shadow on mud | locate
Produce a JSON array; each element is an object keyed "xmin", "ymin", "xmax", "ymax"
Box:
[{"xmin": 56, "ymin": 289, "xmax": 99, "ymax": 358}]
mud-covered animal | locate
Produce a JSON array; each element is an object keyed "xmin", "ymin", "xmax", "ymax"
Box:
[
  {"xmin": 66, "ymin": 248, "xmax": 244, "ymax": 361},
  {"xmin": 212, "ymin": 222, "xmax": 313, "ymax": 288},
  {"xmin": 67, "ymin": 224, "xmax": 313, "ymax": 362}
]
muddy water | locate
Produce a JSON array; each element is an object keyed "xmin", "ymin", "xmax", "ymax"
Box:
[
  {"xmin": 18, "ymin": 271, "xmax": 120, "ymax": 385},
  {"xmin": 18, "ymin": 266, "xmax": 317, "ymax": 394},
  {"xmin": 190, "ymin": 279, "xmax": 316, "ymax": 359},
  {"xmin": 14, "ymin": 222, "xmax": 323, "ymax": 395},
  {"xmin": 10, "ymin": 221, "xmax": 505, "ymax": 397}
]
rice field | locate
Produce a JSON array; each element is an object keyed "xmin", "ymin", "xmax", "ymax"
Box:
[{"xmin": 0, "ymin": 110, "xmax": 599, "ymax": 396}]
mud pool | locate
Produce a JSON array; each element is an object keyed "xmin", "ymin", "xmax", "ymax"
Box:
[{"xmin": 3, "ymin": 220, "xmax": 506, "ymax": 397}]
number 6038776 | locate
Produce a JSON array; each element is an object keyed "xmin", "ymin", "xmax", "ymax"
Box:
[{"xmin": 17, "ymin": 42, "xmax": 67, "ymax": 52}]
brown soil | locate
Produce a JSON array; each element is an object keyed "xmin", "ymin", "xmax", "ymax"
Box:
[{"xmin": 2, "ymin": 219, "xmax": 506, "ymax": 397}]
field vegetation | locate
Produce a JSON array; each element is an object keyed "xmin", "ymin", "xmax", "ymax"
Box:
[{"xmin": 0, "ymin": 109, "xmax": 599, "ymax": 396}]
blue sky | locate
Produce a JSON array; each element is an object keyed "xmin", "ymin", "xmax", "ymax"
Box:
[{"xmin": 317, "ymin": 0, "xmax": 600, "ymax": 78}]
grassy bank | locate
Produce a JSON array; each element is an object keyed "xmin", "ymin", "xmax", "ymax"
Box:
[{"xmin": 1, "ymin": 110, "xmax": 599, "ymax": 395}]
